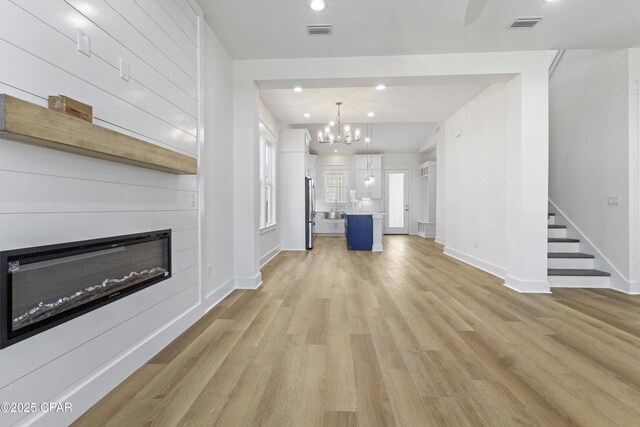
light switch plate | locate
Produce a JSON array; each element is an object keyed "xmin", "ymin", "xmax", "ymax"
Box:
[
  {"xmin": 119, "ymin": 58, "xmax": 130, "ymax": 82},
  {"xmin": 607, "ymin": 195, "xmax": 622, "ymax": 206},
  {"xmin": 76, "ymin": 29, "xmax": 90, "ymax": 56}
]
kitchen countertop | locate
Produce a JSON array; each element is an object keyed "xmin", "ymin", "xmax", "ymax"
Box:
[{"xmin": 345, "ymin": 211, "xmax": 385, "ymax": 216}]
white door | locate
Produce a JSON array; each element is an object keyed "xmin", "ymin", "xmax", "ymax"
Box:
[{"xmin": 385, "ymin": 170, "xmax": 409, "ymax": 234}]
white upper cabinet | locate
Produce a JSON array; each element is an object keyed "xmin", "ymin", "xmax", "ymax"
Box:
[
  {"xmin": 354, "ymin": 155, "xmax": 382, "ymax": 199},
  {"xmin": 354, "ymin": 154, "xmax": 381, "ymax": 170},
  {"xmin": 280, "ymin": 129, "xmax": 310, "ymax": 153}
]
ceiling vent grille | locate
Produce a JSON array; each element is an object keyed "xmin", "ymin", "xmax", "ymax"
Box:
[
  {"xmin": 307, "ymin": 25, "xmax": 333, "ymax": 35},
  {"xmin": 510, "ymin": 17, "xmax": 544, "ymax": 28}
]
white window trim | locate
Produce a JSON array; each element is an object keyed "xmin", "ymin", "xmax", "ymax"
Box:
[
  {"xmin": 259, "ymin": 121, "xmax": 277, "ymax": 230},
  {"xmin": 323, "ymin": 167, "xmax": 350, "ymax": 204}
]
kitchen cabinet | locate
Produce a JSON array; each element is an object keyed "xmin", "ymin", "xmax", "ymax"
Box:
[
  {"xmin": 324, "ymin": 219, "xmax": 345, "ymax": 234},
  {"xmin": 354, "ymin": 154, "xmax": 382, "ymax": 199},
  {"xmin": 314, "ymin": 212, "xmax": 325, "ymax": 233},
  {"xmin": 354, "ymin": 155, "xmax": 381, "ymax": 171},
  {"xmin": 280, "ymin": 129, "xmax": 311, "ymax": 250},
  {"xmin": 346, "ymin": 214, "xmax": 373, "ymax": 251},
  {"xmin": 306, "ymin": 154, "xmax": 317, "ymax": 182},
  {"xmin": 355, "ymin": 169, "xmax": 382, "ymax": 200}
]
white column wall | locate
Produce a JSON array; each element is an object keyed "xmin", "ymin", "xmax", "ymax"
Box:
[{"xmin": 233, "ymin": 78, "xmax": 262, "ymax": 289}]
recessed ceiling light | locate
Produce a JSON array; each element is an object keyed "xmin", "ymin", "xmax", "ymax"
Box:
[
  {"xmin": 310, "ymin": 0, "xmax": 327, "ymax": 12},
  {"xmin": 376, "ymin": 84, "xmax": 386, "ymax": 91},
  {"xmin": 304, "ymin": 113, "xmax": 311, "ymax": 118},
  {"xmin": 334, "ymin": 149, "xmax": 338, "ymax": 153},
  {"xmin": 367, "ymin": 112, "xmax": 375, "ymax": 117},
  {"xmin": 329, "ymin": 121, "xmax": 335, "ymax": 126},
  {"xmin": 294, "ymin": 86, "xmax": 303, "ymax": 92},
  {"xmin": 365, "ymin": 137, "xmax": 371, "ymax": 142}
]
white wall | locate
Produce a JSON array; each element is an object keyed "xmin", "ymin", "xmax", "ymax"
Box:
[
  {"xmin": 258, "ymin": 99, "xmax": 281, "ymax": 266},
  {"xmin": 443, "ymin": 84, "xmax": 508, "ymax": 278},
  {"xmin": 202, "ymin": 24, "xmax": 235, "ymax": 307},
  {"xmin": 629, "ymin": 48, "xmax": 640, "ymax": 293},
  {"xmin": 434, "ymin": 126, "xmax": 446, "ymax": 245},
  {"xmin": 550, "ymin": 49, "xmax": 632, "ymax": 291},
  {"xmin": 0, "ymin": 1, "xmax": 233, "ymax": 424}
]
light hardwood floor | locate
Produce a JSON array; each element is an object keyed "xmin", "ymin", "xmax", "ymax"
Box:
[{"xmin": 74, "ymin": 236, "xmax": 640, "ymax": 426}]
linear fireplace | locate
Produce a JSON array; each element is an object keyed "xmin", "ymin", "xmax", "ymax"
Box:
[{"xmin": 1, "ymin": 230, "xmax": 171, "ymax": 349}]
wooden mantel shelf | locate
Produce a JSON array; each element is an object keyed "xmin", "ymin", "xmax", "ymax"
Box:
[{"xmin": 0, "ymin": 94, "xmax": 197, "ymax": 175}]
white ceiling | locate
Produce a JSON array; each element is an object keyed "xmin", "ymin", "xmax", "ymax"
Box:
[
  {"xmin": 197, "ymin": 0, "xmax": 640, "ymax": 60},
  {"xmin": 260, "ymin": 74, "xmax": 512, "ymax": 154}
]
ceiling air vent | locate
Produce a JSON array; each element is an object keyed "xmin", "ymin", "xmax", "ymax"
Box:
[
  {"xmin": 510, "ymin": 17, "xmax": 544, "ymax": 29},
  {"xmin": 307, "ymin": 25, "xmax": 333, "ymax": 35}
]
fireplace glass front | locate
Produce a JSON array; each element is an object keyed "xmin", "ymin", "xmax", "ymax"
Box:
[{"xmin": 1, "ymin": 230, "xmax": 171, "ymax": 348}]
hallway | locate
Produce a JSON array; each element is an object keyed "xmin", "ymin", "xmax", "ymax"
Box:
[{"xmin": 75, "ymin": 236, "xmax": 640, "ymax": 426}]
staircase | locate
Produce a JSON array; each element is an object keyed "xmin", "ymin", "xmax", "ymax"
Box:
[{"xmin": 547, "ymin": 213, "xmax": 611, "ymax": 288}]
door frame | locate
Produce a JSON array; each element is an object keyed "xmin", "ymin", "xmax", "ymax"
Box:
[{"xmin": 384, "ymin": 169, "xmax": 410, "ymax": 235}]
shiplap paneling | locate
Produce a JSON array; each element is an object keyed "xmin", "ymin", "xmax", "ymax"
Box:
[
  {"xmin": 0, "ymin": 212, "xmax": 198, "ymax": 254},
  {"xmin": 0, "ymin": 40, "xmax": 197, "ymax": 155},
  {"xmin": 0, "ymin": 138, "xmax": 197, "ymax": 192},
  {"xmin": 157, "ymin": 0, "xmax": 197, "ymax": 45},
  {"xmin": 105, "ymin": 0, "xmax": 197, "ymax": 76},
  {"xmin": 14, "ymin": 0, "xmax": 197, "ymax": 117},
  {"xmin": 174, "ymin": 0, "xmax": 198, "ymax": 28},
  {"xmin": 0, "ymin": 2, "xmax": 197, "ymax": 140},
  {"xmin": 65, "ymin": 0, "xmax": 197, "ymax": 98},
  {"xmin": 135, "ymin": 0, "xmax": 196, "ymax": 52},
  {"xmin": 0, "ymin": 0, "xmax": 202, "ymax": 425}
]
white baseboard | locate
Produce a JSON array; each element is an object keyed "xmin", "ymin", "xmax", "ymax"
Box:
[
  {"xmin": 504, "ymin": 275, "xmax": 551, "ymax": 294},
  {"xmin": 204, "ymin": 278, "xmax": 235, "ymax": 312},
  {"xmin": 549, "ymin": 199, "xmax": 633, "ymax": 294},
  {"xmin": 260, "ymin": 246, "xmax": 281, "ymax": 268},
  {"xmin": 235, "ymin": 273, "xmax": 262, "ymax": 290},
  {"xmin": 372, "ymin": 244, "xmax": 383, "ymax": 252},
  {"xmin": 26, "ymin": 302, "xmax": 203, "ymax": 427},
  {"xmin": 443, "ymin": 246, "xmax": 507, "ymax": 280},
  {"xmin": 435, "ymin": 236, "xmax": 445, "ymax": 245}
]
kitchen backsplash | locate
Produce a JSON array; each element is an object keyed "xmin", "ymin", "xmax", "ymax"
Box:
[{"xmin": 316, "ymin": 199, "xmax": 383, "ymax": 213}]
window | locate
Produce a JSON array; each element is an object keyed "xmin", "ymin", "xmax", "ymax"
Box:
[
  {"xmin": 325, "ymin": 170, "xmax": 349, "ymax": 203},
  {"xmin": 260, "ymin": 123, "xmax": 277, "ymax": 228}
]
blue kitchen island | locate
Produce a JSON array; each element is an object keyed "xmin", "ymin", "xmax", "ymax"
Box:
[{"xmin": 344, "ymin": 212, "xmax": 384, "ymax": 252}]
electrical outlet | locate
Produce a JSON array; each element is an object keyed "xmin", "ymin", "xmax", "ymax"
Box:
[
  {"xmin": 76, "ymin": 29, "xmax": 90, "ymax": 56},
  {"xmin": 607, "ymin": 195, "xmax": 622, "ymax": 206},
  {"xmin": 190, "ymin": 193, "xmax": 196, "ymax": 208},
  {"xmin": 207, "ymin": 265, "xmax": 212, "ymax": 278},
  {"xmin": 474, "ymin": 240, "xmax": 478, "ymax": 248},
  {"xmin": 119, "ymin": 58, "xmax": 130, "ymax": 82}
]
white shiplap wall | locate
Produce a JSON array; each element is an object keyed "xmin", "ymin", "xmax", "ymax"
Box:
[{"xmin": 0, "ymin": 0, "xmax": 205, "ymax": 425}]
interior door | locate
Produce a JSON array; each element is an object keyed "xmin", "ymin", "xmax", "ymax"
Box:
[{"xmin": 384, "ymin": 170, "xmax": 409, "ymax": 234}]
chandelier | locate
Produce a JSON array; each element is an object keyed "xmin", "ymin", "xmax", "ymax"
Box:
[{"xmin": 317, "ymin": 102, "xmax": 361, "ymax": 145}]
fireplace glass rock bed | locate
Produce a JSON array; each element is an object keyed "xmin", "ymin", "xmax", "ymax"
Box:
[{"xmin": 1, "ymin": 230, "xmax": 171, "ymax": 348}]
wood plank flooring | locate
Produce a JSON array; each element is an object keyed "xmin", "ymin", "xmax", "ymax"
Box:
[{"xmin": 74, "ymin": 236, "xmax": 640, "ymax": 426}]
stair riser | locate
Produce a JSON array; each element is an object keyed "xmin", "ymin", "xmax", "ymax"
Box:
[
  {"xmin": 547, "ymin": 228, "xmax": 567, "ymax": 239},
  {"xmin": 548, "ymin": 242, "xmax": 580, "ymax": 252},
  {"xmin": 548, "ymin": 216, "xmax": 555, "ymax": 225},
  {"xmin": 548, "ymin": 258, "xmax": 594, "ymax": 269},
  {"xmin": 549, "ymin": 275, "xmax": 610, "ymax": 288}
]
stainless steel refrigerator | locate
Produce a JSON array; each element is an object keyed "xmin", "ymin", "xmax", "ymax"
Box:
[{"xmin": 305, "ymin": 177, "xmax": 315, "ymax": 250}]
